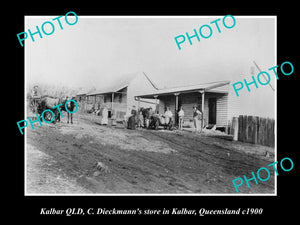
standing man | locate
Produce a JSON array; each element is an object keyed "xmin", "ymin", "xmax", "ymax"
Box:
[
  {"xmin": 31, "ymin": 85, "xmax": 39, "ymax": 97},
  {"xmin": 178, "ymin": 106, "xmax": 184, "ymax": 130},
  {"xmin": 193, "ymin": 105, "xmax": 202, "ymax": 132},
  {"xmin": 30, "ymin": 85, "xmax": 40, "ymax": 113}
]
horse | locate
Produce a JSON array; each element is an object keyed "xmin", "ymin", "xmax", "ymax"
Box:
[
  {"xmin": 38, "ymin": 95, "xmax": 62, "ymax": 123},
  {"xmin": 149, "ymin": 114, "xmax": 160, "ymax": 130},
  {"xmin": 59, "ymin": 97, "xmax": 77, "ymax": 124},
  {"xmin": 39, "ymin": 95, "xmax": 76, "ymax": 124},
  {"xmin": 140, "ymin": 107, "xmax": 153, "ymax": 128}
]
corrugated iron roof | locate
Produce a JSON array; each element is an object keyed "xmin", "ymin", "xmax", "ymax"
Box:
[
  {"xmin": 76, "ymin": 87, "xmax": 96, "ymax": 96},
  {"xmin": 87, "ymin": 72, "xmax": 158, "ymax": 96},
  {"xmin": 135, "ymin": 80, "xmax": 230, "ymax": 98},
  {"xmin": 88, "ymin": 73, "xmax": 137, "ymax": 96}
]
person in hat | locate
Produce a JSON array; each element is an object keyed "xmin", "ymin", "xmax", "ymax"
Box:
[
  {"xmin": 193, "ymin": 105, "xmax": 202, "ymax": 132},
  {"xmin": 127, "ymin": 105, "xmax": 137, "ymax": 129},
  {"xmin": 31, "ymin": 85, "xmax": 39, "ymax": 97},
  {"xmin": 131, "ymin": 105, "xmax": 137, "ymax": 116},
  {"xmin": 30, "ymin": 85, "xmax": 40, "ymax": 113}
]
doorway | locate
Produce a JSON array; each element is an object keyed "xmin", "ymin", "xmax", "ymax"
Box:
[{"xmin": 208, "ymin": 98, "xmax": 217, "ymax": 124}]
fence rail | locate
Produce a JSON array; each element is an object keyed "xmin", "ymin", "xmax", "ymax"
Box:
[{"xmin": 231, "ymin": 115, "xmax": 275, "ymax": 147}]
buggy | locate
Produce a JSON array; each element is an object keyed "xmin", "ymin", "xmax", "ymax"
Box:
[
  {"xmin": 29, "ymin": 96, "xmax": 57, "ymax": 122},
  {"xmin": 149, "ymin": 114, "xmax": 174, "ymax": 130}
]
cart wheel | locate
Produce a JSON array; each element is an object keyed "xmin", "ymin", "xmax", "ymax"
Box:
[
  {"xmin": 42, "ymin": 110, "xmax": 54, "ymax": 122},
  {"xmin": 33, "ymin": 104, "xmax": 38, "ymax": 114},
  {"xmin": 30, "ymin": 100, "xmax": 37, "ymax": 113},
  {"xmin": 168, "ymin": 121, "xmax": 173, "ymax": 130},
  {"xmin": 155, "ymin": 120, "xmax": 159, "ymax": 130}
]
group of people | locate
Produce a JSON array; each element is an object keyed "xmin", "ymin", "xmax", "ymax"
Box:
[
  {"xmin": 124, "ymin": 104, "xmax": 203, "ymax": 131},
  {"xmin": 87, "ymin": 104, "xmax": 110, "ymax": 125},
  {"xmin": 124, "ymin": 106, "xmax": 173, "ymax": 130},
  {"xmin": 178, "ymin": 105, "xmax": 203, "ymax": 131},
  {"xmin": 30, "ymin": 85, "xmax": 203, "ymax": 131}
]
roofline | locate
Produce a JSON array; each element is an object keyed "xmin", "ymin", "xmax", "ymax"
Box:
[
  {"xmin": 135, "ymin": 81, "xmax": 230, "ymax": 98},
  {"xmin": 205, "ymin": 81, "xmax": 230, "ymax": 90},
  {"xmin": 87, "ymin": 85, "xmax": 128, "ymax": 96},
  {"xmin": 87, "ymin": 92, "xmax": 113, "ymax": 96},
  {"xmin": 157, "ymin": 80, "xmax": 230, "ymax": 90},
  {"xmin": 85, "ymin": 71, "xmax": 158, "ymax": 96}
]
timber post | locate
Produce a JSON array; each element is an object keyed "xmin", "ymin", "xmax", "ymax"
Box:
[
  {"xmin": 174, "ymin": 92, "xmax": 180, "ymax": 125},
  {"xmin": 153, "ymin": 95, "xmax": 158, "ymax": 113},
  {"xmin": 199, "ymin": 90, "xmax": 205, "ymax": 132}
]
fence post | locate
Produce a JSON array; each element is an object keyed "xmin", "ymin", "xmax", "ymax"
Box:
[
  {"xmin": 253, "ymin": 116, "xmax": 259, "ymax": 144},
  {"xmin": 238, "ymin": 115, "xmax": 243, "ymax": 141},
  {"xmin": 266, "ymin": 118, "xmax": 275, "ymax": 147},
  {"xmin": 271, "ymin": 119, "xmax": 275, "ymax": 147},
  {"xmin": 238, "ymin": 115, "xmax": 274, "ymax": 147},
  {"xmin": 232, "ymin": 117, "xmax": 238, "ymax": 141},
  {"xmin": 258, "ymin": 117, "xmax": 266, "ymax": 146},
  {"xmin": 246, "ymin": 115, "xmax": 252, "ymax": 143},
  {"xmin": 242, "ymin": 115, "xmax": 248, "ymax": 142}
]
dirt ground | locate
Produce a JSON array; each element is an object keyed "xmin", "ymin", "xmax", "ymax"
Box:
[{"xmin": 26, "ymin": 112, "xmax": 275, "ymax": 194}]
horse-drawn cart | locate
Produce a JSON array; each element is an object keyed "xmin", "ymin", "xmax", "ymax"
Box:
[
  {"xmin": 149, "ymin": 114, "xmax": 174, "ymax": 130},
  {"xmin": 29, "ymin": 95, "xmax": 76, "ymax": 124},
  {"xmin": 29, "ymin": 96, "xmax": 56, "ymax": 122}
]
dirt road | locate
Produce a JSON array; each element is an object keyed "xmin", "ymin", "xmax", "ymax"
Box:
[{"xmin": 26, "ymin": 113, "xmax": 275, "ymax": 194}]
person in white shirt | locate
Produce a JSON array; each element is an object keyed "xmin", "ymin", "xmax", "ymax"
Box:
[
  {"xmin": 178, "ymin": 106, "xmax": 184, "ymax": 130},
  {"xmin": 193, "ymin": 105, "xmax": 202, "ymax": 131},
  {"xmin": 101, "ymin": 105, "xmax": 108, "ymax": 125},
  {"xmin": 164, "ymin": 107, "xmax": 173, "ymax": 125}
]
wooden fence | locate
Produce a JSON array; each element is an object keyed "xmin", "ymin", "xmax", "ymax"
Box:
[{"xmin": 231, "ymin": 115, "xmax": 275, "ymax": 147}]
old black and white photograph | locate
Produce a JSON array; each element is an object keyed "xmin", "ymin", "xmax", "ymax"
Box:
[{"xmin": 23, "ymin": 16, "xmax": 276, "ymax": 195}]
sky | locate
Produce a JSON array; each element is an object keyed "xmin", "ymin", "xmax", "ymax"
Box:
[{"xmin": 25, "ymin": 15, "xmax": 276, "ymax": 118}]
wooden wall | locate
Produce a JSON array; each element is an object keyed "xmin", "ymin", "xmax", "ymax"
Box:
[
  {"xmin": 216, "ymin": 94, "xmax": 228, "ymax": 126},
  {"xmin": 81, "ymin": 89, "xmax": 128, "ymax": 121}
]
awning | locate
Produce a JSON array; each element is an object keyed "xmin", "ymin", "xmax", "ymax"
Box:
[{"xmin": 135, "ymin": 81, "xmax": 230, "ymax": 99}]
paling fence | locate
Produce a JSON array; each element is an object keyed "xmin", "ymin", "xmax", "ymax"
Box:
[{"xmin": 231, "ymin": 115, "xmax": 275, "ymax": 147}]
